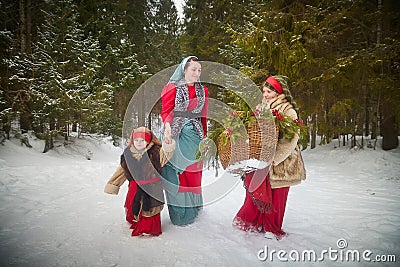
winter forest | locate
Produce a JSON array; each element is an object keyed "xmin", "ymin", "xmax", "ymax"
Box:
[
  {"xmin": 1, "ymin": 0, "xmax": 399, "ymax": 151},
  {"xmin": 1, "ymin": 1, "xmax": 400, "ymax": 266}
]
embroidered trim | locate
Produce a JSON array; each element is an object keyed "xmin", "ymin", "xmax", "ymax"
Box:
[{"xmin": 170, "ymin": 80, "xmax": 205, "ymax": 138}]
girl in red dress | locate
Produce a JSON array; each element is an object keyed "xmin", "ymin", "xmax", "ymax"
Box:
[{"xmin": 105, "ymin": 127, "xmax": 175, "ymax": 236}]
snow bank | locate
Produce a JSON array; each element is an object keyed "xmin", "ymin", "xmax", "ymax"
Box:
[{"xmin": 0, "ymin": 135, "xmax": 399, "ymax": 266}]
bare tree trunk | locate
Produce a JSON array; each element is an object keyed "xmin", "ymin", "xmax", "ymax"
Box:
[
  {"xmin": 26, "ymin": 0, "xmax": 32, "ymax": 53},
  {"xmin": 379, "ymin": 0, "xmax": 398, "ymax": 150},
  {"xmin": 43, "ymin": 139, "xmax": 50, "ymax": 153},
  {"xmin": 382, "ymin": 103, "xmax": 398, "ymax": 150},
  {"xmin": 49, "ymin": 119, "xmax": 55, "ymax": 149},
  {"xmin": 311, "ymin": 113, "xmax": 316, "ymax": 149},
  {"xmin": 364, "ymin": 86, "xmax": 370, "ymax": 137},
  {"xmin": 64, "ymin": 120, "xmax": 69, "ymax": 141},
  {"xmin": 43, "ymin": 119, "xmax": 55, "ymax": 153},
  {"xmin": 19, "ymin": 0, "xmax": 26, "ymax": 52},
  {"xmin": 18, "ymin": 0, "xmax": 35, "ymax": 133},
  {"xmin": 19, "ymin": 112, "xmax": 32, "ymax": 133},
  {"xmin": 377, "ymin": 0, "xmax": 382, "ymax": 46},
  {"xmin": 371, "ymin": 113, "xmax": 377, "ymax": 139},
  {"xmin": 351, "ymin": 131, "xmax": 356, "ymax": 148},
  {"xmin": 371, "ymin": 97, "xmax": 380, "ymax": 139}
]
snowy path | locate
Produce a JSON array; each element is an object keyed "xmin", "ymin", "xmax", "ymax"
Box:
[{"xmin": 0, "ymin": 137, "xmax": 399, "ymax": 266}]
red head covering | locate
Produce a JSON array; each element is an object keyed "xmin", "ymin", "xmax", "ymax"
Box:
[
  {"xmin": 131, "ymin": 128, "xmax": 152, "ymax": 143},
  {"xmin": 265, "ymin": 76, "xmax": 283, "ymax": 94}
]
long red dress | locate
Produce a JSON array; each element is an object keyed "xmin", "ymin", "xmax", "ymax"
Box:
[
  {"xmin": 233, "ymin": 170, "xmax": 290, "ymax": 239},
  {"xmin": 124, "ymin": 181, "xmax": 162, "ymax": 236}
]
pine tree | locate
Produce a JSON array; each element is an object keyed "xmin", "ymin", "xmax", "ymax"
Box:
[
  {"xmin": 100, "ymin": 39, "xmax": 146, "ymax": 129},
  {"xmin": 7, "ymin": 0, "xmax": 108, "ymax": 151},
  {"xmin": 182, "ymin": 0, "xmax": 249, "ymax": 63},
  {"xmin": 0, "ymin": 28, "xmax": 14, "ymax": 138},
  {"xmin": 77, "ymin": 0, "xmax": 150, "ymax": 126},
  {"xmin": 221, "ymin": 0, "xmax": 400, "ymax": 149},
  {"xmin": 145, "ymin": 0, "xmax": 181, "ymax": 72}
]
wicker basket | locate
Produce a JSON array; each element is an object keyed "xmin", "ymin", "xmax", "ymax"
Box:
[
  {"xmin": 246, "ymin": 118, "xmax": 279, "ymax": 165},
  {"xmin": 217, "ymin": 134, "xmax": 248, "ymax": 170},
  {"xmin": 217, "ymin": 118, "xmax": 278, "ymax": 170}
]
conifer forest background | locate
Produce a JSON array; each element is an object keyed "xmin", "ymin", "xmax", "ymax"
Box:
[{"xmin": 1, "ymin": 0, "xmax": 399, "ymax": 152}]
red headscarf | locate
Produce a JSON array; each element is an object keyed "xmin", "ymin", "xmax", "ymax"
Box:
[
  {"xmin": 265, "ymin": 76, "xmax": 283, "ymax": 94},
  {"xmin": 131, "ymin": 127, "xmax": 152, "ymax": 143}
]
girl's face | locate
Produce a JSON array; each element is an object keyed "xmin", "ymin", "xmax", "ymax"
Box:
[
  {"xmin": 184, "ymin": 60, "xmax": 202, "ymax": 85},
  {"xmin": 263, "ymin": 86, "xmax": 279, "ymax": 102},
  {"xmin": 133, "ymin": 138, "xmax": 148, "ymax": 151}
]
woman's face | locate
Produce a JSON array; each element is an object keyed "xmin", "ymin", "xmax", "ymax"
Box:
[
  {"xmin": 184, "ymin": 60, "xmax": 202, "ymax": 85},
  {"xmin": 263, "ymin": 86, "xmax": 278, "ymax": 102}
]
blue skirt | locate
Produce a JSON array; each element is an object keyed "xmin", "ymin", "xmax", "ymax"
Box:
[{"xmin": 161, "ymin": 121, "xmax": 203, "ymax": 225}]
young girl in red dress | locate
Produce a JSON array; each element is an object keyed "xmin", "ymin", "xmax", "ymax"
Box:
[{"xmin": 105, "ymin": 127, "xmax": 175, "ymax": 236}]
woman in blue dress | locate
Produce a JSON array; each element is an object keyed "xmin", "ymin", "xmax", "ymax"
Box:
[{"xmin": 160, "ymin": 56, "xmax": 209, "ymax": 225}]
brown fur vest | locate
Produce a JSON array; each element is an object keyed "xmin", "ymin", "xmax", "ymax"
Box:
[
  {"xmin": 269, "ymin": 146, "xmax": 306, "ymax": 188},
  {"xmin": 267, "ymin": 94, "xmax": 306, "ymax": 188}
]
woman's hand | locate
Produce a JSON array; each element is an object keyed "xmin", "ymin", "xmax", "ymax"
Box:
[{"xmin": 163, "ymin": 122, "xmax": 172, "ymax": 144}]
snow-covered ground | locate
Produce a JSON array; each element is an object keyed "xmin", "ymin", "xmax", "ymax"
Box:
[{"xmin": 0, "ymin": 134, "xmax": 399, "ymax": 266}]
